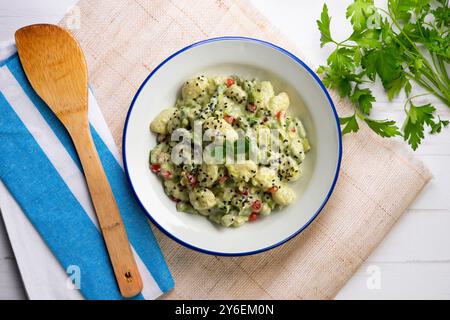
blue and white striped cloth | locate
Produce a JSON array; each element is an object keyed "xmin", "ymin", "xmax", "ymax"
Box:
[{"xmin": 0, "ymin": 52, "xmax": 173, "ymax": 300}]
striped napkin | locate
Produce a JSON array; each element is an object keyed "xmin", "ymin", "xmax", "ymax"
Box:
[{"xmin": 0, "ymin": 53, "xmax": 173, "ymax": 299}]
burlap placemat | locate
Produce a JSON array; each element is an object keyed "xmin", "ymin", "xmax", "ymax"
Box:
[{"xmin": 60, "ymin": 0, "xmax": 431, "ymax": 299}]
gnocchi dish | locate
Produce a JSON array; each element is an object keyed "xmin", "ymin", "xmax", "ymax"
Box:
[{"xmin": 149, "ymin": 75, "xmax": 310, "ymax": 227}]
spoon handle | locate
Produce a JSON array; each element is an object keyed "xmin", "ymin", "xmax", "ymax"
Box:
[{"xmin": 67, "ymin": 115, "xmax": 143, "ymax": 298}]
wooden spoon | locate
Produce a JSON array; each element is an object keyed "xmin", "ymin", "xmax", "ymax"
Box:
[{"xmin": 15, "ymin": 24, "xmax": 143, "ymax": 298}]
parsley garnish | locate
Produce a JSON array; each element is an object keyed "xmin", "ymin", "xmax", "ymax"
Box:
[{"xmin": 317, "ymin": 0, "xmax": 450, "ymax": 150}]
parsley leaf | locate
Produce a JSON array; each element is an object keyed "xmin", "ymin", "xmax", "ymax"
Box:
[
  {"xmin": 318, "ymin": 0, "xmax": 450, "ymax": 149},
  {"xmin": 361, "ymin": 47, "xmax": 401, "ymax": 86},
  {"xmin": 346, "ymin": 0, "xmax": 375, "ymax": 31},
  {"xmin": 349, "ymin": 29, "xmax": 382, "ymax": 49},
  {"xmin": 433, "ymin": 3, "xmax": 450, "ymax": 27},
  {"xmin": 389, "ymin": 0, "xmax": 431, "ymax": 22},
  {"xmin": 351, "ymin": 87, "xmax": 375, "ymax": 114},
  {"xmin": 328, "ymin": 47, "xmax": 355, "ymax": 72},
  {"xmin": 403, "ymin": 103, "xmax": 436, "ymax": 150},
  {"xmin": 430, "ymin": 117, "xmax": 449, "ymax": 135},
  {"xmin": 385, "ymin": 74, "xmax": 408, "ymax": 100},
  {"xmin": 322, "ymin": 68, "xmax": 356, "ymax": 97},
  {"xmin": 317, "ymin": 4, "xmax": 333, "ymax": 47},
  {"xmin": 388, "ymin": 0, "xmax": 414, "ymax": 21},
  {"xmin": 364, "ymin": 118, "xmax": 401, "ymax": 137},
  {"xmin": 340, "ymin": 114, "xmax": 360, "ymax": 135}
]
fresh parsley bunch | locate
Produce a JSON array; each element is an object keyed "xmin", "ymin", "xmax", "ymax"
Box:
[{"xmin": 317, "ymin": 0, "xmax": 449, "ymax": 150}]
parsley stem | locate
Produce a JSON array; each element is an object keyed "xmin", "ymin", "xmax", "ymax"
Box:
[
  {"xmin": 421, "ymin": 67, "xmax": 450, "ymax": 100},
  {"xmin": 431, "ymin": 52, "xmax": 440, "ymax": 76},
  {"xmin": 431, "ymin": 53, "xmax": 450, "ymax": 92},
  {"xmin": 337, "ymin": 43, "xmax": 355, "ymax": 48},
  {"xmin": 420, "ymin": 66, "xmax": 441, "ymax": 90},
  {"xmin": 403, "ymin": 93, "xmax": 431, "ymax": 113},
  {"xmin": 379, "ymin": 6, "xmax": 449, "ymax": 99},
  {"xmin": 394, "ymin": 37, "xmax": 450, "ymax": 105},
  {"xmin": 384, "ymin": 36, "xmax": 444, "ymax": 96},
  {"xmin": 405, "ymin": 72, "xmax": 450, "ymax": 105},
  {"xmin": 437, "ymin": 56, "xmax": 450, "ymax": 88},
  {"xmin": 332, "ymin": 39, "xmax": 354, "ymax": 48},
  {"xmin": 382, "ymin": 7, "xmax": 422, "ymax": 54},
  {"xmin": 355, "ymin": 109, "xmax": 366, "ymax": 121}
]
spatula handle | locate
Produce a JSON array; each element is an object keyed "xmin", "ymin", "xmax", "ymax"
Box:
[{"xmin": 67, "ymin": 115, "xmax": 143, "ymax": 298}]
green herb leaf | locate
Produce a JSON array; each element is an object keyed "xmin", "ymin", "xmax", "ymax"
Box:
[
  {"xmin": 349, "ymin": 29, "xmax": 382, "ymax": 48},
  {"xmin": 317, "ymin": 0, "xmax": 449, "ymax": 150},
  {"xmin": 364, "ymin": 118, "xmax": 401, "ymax": 137},
  {"xmin": 317, "ymin": 65, "xmax": 326, "ymax": 74},
  {"xmin": 317, "ymin": 4, "xmax": 333, "ymax": 47},
  {"xmin": 346, "ymin": 0, "xmax": 375, "ymax": 31},
  {"xmin": 351, "ymin": 87, "xmax": 375, "ymax": 114},
  {"xmin": 362, "ymin": 47, "xmax": 401, "ymax": 85},
  {"xmin": 403, "ymin": 103, "xmax": 436, "ymax": 150},
  {"xmin": 322, "ymin": 70, "xmax": 354, "ymax": 97},
  {"xmin": 389, "ymin": 0, "xmax": 431, "ymax": 21},
  {"xmin": 385, "ymin": 74, "xmax": 408, "ymax": 100},
  {"xmin": 433, "ymin": 2, "xmax": 450, "ymax": 27},
  {"xmin": 388, "ymin": 0, "xmax": 414, "ymax": 21},
  {"xmin": 328, "ymin": 47, "xmax": 355, "ymax": 72},
  {"xmin": 354, "ymin": 47, "xmax": 362, "ymax": 66},
  {"xmin": 340, "ymin": 114, "xmax": 360, "ymax": 135},
  {"xmin": 430, "ymin": 117, "xmax": 449, "ymax": 135}
]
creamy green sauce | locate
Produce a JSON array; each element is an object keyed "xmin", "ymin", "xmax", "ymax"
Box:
[{"xmin": 149, "ymin": 75, "xmax": 310, "ymax": 227}]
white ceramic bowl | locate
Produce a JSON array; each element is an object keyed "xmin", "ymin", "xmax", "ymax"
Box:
[{"xmin": 123, "ymin": 37, "xmax": 342, "ymax": 256}]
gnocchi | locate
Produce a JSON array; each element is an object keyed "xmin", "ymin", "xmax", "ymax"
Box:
[{"xmin": 149, "ymin": 75, "xmax": 310, "ymax": 227}]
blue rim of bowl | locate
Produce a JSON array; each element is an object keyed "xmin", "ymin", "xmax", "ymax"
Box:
[{"xmin": 122, "ymin": 36, "xmax": 343, "ymax": 256}]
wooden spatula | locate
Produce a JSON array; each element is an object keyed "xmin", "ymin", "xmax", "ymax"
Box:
[{"xmin": 15, "ymin": 24, "xmax": 143, "ymax": 298}]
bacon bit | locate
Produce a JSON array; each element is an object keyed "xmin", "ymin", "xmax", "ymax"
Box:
[
  {"xmin": 241, "ymin": 187, "xmax": 249, "ymax": 196},
  {"xmin": 160, "ymin": 169, "xmax": 173, "ymax": 180},
  {"xmin": 276, "ymin": 111, "xmax": 286, "ymax": 121},
  {"xmin": 150, "ymin": 164, "xmax": 161, "ymax": 173},
  {"xmin": 290, "ymin": 127, "xmax": 296, "ymax": 133},
  {"xmin": 170, "ymin": 196, "xmax": 180, "ymax": 203},
  {"xmin": 187, "ymin": 174, "xmax": 197, "ymax": 186},
  {"xmin": 267, "ymin": 186, "xmax": 278, "ymax": 193},
  {"xmin": 226, "ymin": 78, "xmax": 235, "ymax": 87},
  {"xmin": 224, "ymin": 115, "xmax": 235, "ymax": 124},
  {"xmin": 262, "ymin": 116, "xmax": 269, "ymax": 123},
  {"xmin": 251, "ymin": 200, "xmax": 262, "ymax": 213},
  {"xmin": 247, "ymin": 103, "xmax": 257, "ymax": 113},
  {"xmin": 218, "ymin": 176, "xmax": 229, "ymax": 184},
  {"xmin": 249, "ymin": 212, "xmax": 258, "ymax": 221}
]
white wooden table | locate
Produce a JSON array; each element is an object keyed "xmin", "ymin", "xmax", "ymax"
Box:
[{"xmin": 0, "ymin": 0, "xmax": 449, "ymax": 300}]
